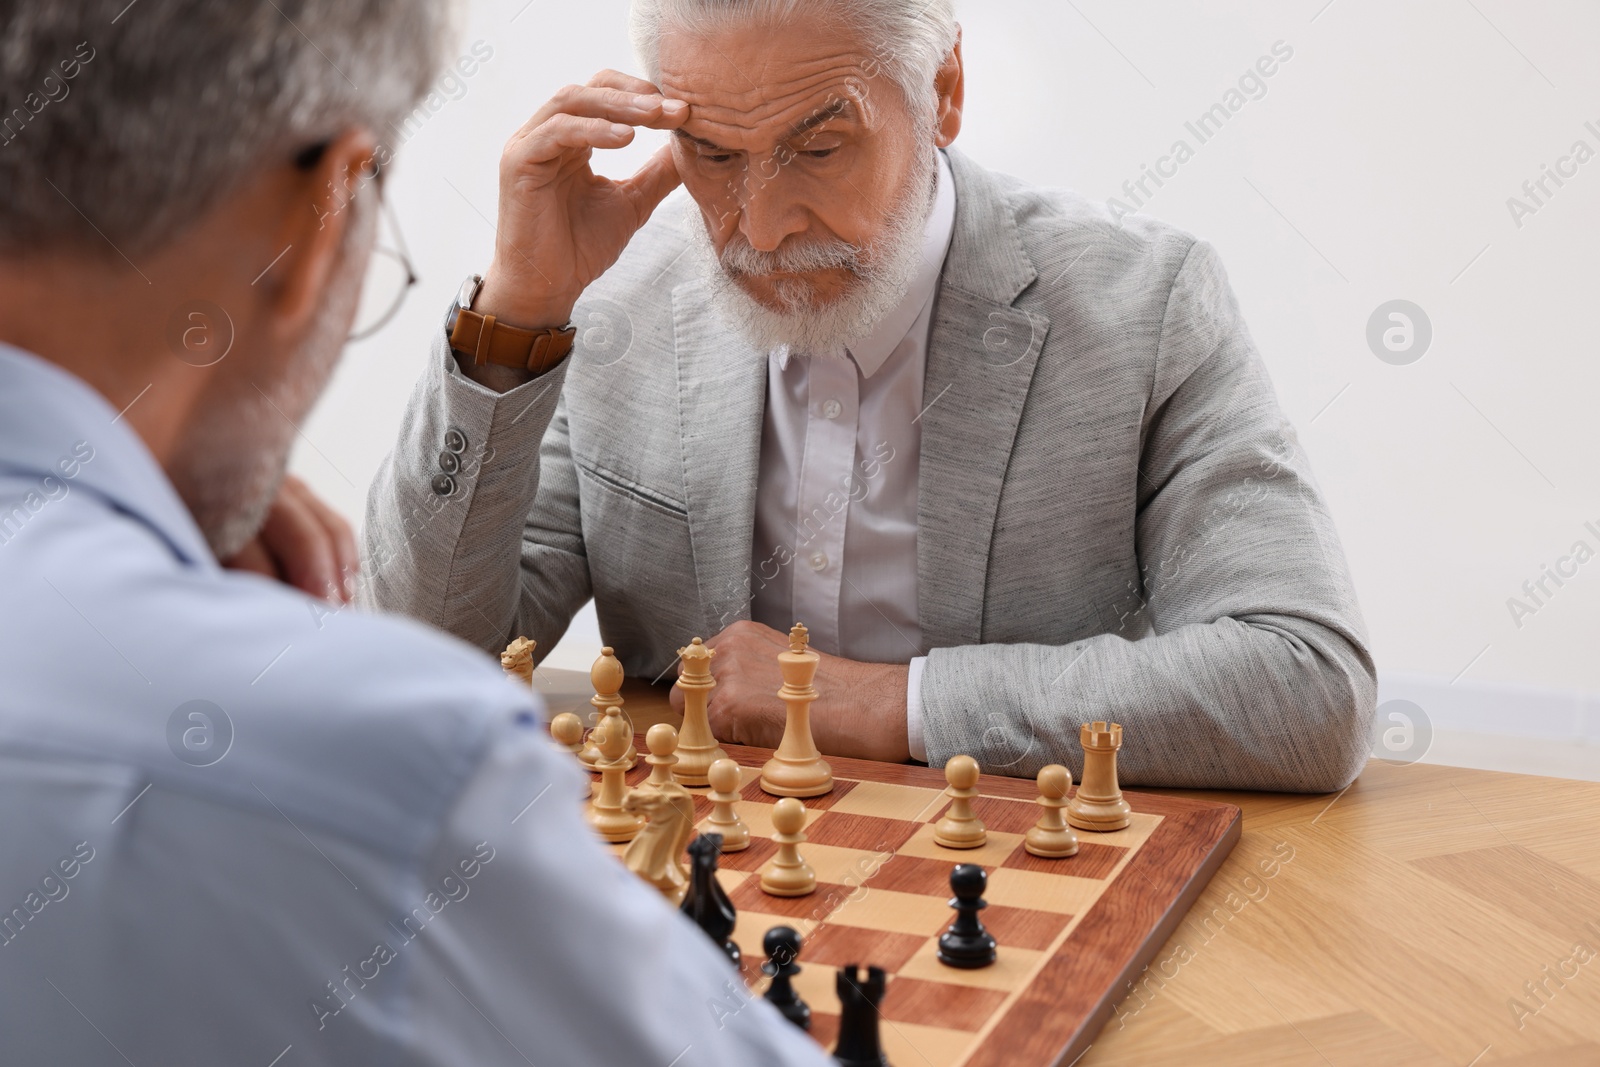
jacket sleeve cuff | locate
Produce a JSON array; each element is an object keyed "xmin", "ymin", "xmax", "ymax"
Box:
[{"xmin": 906, "ymin": 656, "xmax": 929, "ymax": 763}]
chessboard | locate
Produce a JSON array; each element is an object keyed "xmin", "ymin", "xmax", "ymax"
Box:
[{"xmin": 604, "ymin": 741, "xmax": 1241, "ymax": 1067}]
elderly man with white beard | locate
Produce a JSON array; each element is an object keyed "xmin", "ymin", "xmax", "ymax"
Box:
[{"xmin": 367, "ymin": 0, "xmax": 1377, "ymax": 793}]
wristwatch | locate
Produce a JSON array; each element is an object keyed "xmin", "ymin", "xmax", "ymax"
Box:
[{"xmin": 445, "ymin": 273, "xmax": 576, "ymax": 374}]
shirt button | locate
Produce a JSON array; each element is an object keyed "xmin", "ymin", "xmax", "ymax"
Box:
[
  {"xmin": 443, "ymin": 428, "xmax": 468, "ymax": 455},
  {"xmin": 431, "ymin": 473, "xmax": 457, "ymax": 497},
  {"xmin": 438, "ymin": 451, "xmax": 461, "ymax": 475},
  {"xmin": 821, "ymin": 399, "xmax": 843, "ymax": 420},
  {"xmin": 809, "ymin": 552, "xmax": 828, "ymax": 572}
]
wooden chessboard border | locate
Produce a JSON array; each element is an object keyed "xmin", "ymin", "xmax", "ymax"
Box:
[{"xmin": 707, "ymin": 741, "xmax": 1243, "ymax": 1067}]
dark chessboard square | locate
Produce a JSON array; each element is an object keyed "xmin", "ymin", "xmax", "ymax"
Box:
[
  {"xmin": 740, "ymin": 777, "xmax": 858, "ymax": 810},
  {"xmin": 927, "ymin": 794, "xmax": 1047, "ymax": 836},
  {"xmin": 715, "ymin": 837, "xmax": 778, "ymax": 872},
  {"xmin": 979, "ymin": 904, "xmax": 1073, "ymax": 952},
  {"xmin": 1001, "ymin": 841, "xmax": 1127, "ymax": 880},
  {"xmin": 880, "ymin": 975, "xmax": 1009, "ymax": 1032},
  {"xmin": 860, "ymin": 854, "xmax": 982, "ymax": 898},
  {"xmin": 803, "ymin": 923, "xmax": 928, "ymax": 972},
  {"xmin": 728, "ymin": 879, "xmax": 850, "ymax": 922},
  {"xmin": 807, "ymin": 1013, "xmax": 840, "ymax": 1049},
  {"xmin": 803, "ymin": 811, "xmax": 922, "ymax": 853}
]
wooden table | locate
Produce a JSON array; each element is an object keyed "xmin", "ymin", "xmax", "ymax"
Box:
[{"xmin": 534, "ymin": 668, "xmax": 1600, "ymax": 1066}]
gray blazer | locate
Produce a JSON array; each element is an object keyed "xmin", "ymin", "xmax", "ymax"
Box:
[{"xmin": 365, "ymin": 148, "xmax": 1376, "ymax": 792}]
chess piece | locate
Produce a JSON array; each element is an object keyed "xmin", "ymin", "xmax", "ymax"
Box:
[
  {"xmin": 622, "ymin": 783, "xmax": 697, "ymax": 905},
  {"xmin": 681, "ymin": 833, "xmax": 740, "ymax": 965},
  {"xmin": 587, "ymin": 700, "xmax": 635, "ymax": 776},
  {"xmin": 761, "ymin": 926, "xmax": 810, "ymax": 1031},
  {"xmin": 549, "ymin": 712, "xmax": 584, "ymax": 756},
  {"xmin": 937, "ymin": 863, "xmax": 998, "ymax": 969},
  {"xmin": 933, "ymin": 754, "xmax": 986, "ymax": 849},
  {"xmin": 642, "ymin": 723, "xmax": 680, "ymax": 791},
  {"xmin": 759, "ymin": 624, "xmax": 833, "ymax": 797},
  {"xmin": 584, "ymin": 721, "xmax": 645, "ymax": 843},
  {"xmin": 501, "ymin": 636, "xmax": 537, "ymax": 690},
  {"xmin": 1024, "ymin": 764, "xmax": 1079, "ymax": 858},
  {"xmin": 1068, "ymin": 721, "xmax": 1132, "ymax": 832},
  {"xmin": 673, "ymin": 637, "xmax": 728, "ymax": 786},
  {"xmin": 706, "ymin": 758, "xmax": 750, "ymax": 851},
  {"xmin": 833, "ymin": 965, "xmax": 889, "ymax": 1067},
  {"xmin": 579, "ymin": 647, "xmax": 636, "ymax": 771},
  {"xmin": 759, "ymin": 797, "xmax": 816, "ymax": 897}
]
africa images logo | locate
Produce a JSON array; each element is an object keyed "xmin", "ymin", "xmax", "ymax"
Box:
[{"xmin": 166, "ymin": 700, "xmax": 234, "ymax": 767}]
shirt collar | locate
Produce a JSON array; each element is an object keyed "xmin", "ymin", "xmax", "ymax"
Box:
[
  {"xmin": 0, "ymin": 342, "xmax": 218, "ymax": 569},
  {"xmin": 773, "ymin": 149, "xmax": 957, "ymax": 378}
]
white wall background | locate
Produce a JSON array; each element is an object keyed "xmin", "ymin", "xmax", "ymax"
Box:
[{"xmin": 294, "ymin": 0, "xmax": 1600, "ymax": 763}]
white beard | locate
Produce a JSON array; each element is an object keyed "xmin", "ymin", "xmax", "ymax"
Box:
[{"xmin": 686, "ymin": 146, "xmax": 939, "ymax": 357}]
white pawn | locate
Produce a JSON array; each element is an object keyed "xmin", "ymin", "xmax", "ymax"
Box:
[
  {"xmin": 550, "ymin": 712, "xmax": 584, "ymax": 756},
  {"xmin": 760, "ymin": 798, "xmax": 816, "ymax": 897},
  {"xmin": 705, "ymin": 758, "xmax": 750, "ymax": 852},
  {"xmin": 1024, "ymin": 764, "xmax": 1079, "ymax": 858},
  {"xmin": 642, "ymin": 723, "xmax": 679, "ymax": 792},
  {"xmin": 586, "ymin": 722, "xmax": 645, "ymax": 843},
  {"xmin": 934, "ymin": 755, "xmax": 987, "ymax": 849}
]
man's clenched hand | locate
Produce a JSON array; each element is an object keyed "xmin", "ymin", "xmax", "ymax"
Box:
[
  {"xmin": 669, "ymin": 620, "xmax": 912, "ymax": 764},
  {"xmin": 223, "ymin": 474, "xmax": 357, "ymax": 604}
]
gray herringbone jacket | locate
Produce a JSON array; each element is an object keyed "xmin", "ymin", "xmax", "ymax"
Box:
[{"xmin": 365, "ymin": 148, "xmax": 1376, "ymax": 792}]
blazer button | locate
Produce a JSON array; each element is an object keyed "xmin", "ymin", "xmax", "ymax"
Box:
[
  {"xmin": 438, "ymin": 451, "xmax": 461, "ymax": 475},
  {"xmin": 443, "ymin": 428, "xmax": 468, "ymax": 454},
  {"xmin": 431, "ymin": 473, "xmax": 457, "ymax": 497}
]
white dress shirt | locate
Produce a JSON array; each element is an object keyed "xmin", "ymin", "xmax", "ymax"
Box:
[
  {"xmin": 0, "ymin": 344, "xmax": 828, "ymax": 1067},
  {"xmin": 750, "ymin": 151, "xmax": 955, "ymax": 761}
]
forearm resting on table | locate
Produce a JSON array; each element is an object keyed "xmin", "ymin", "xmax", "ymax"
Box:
[{"xmin": 916, "ymin": 613, "xmax": 1376, "ymax": 793}]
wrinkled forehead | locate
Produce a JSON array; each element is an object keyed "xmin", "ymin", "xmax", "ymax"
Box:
[{"xmin": 657, "ymin": 22, "xmax": 893, "ymax": 148}]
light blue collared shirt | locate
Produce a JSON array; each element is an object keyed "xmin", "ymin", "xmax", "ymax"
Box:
[{"xmin": 0, "ymin": 343, "xmax": 827, "ymax": 1066}]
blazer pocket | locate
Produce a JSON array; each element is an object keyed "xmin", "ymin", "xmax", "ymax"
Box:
[{"xmin": 576, "ymin": 461, "xmax": 689, "ymax": 520}]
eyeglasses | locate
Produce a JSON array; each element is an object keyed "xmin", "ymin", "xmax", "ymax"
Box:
[{"xmin": 294, "ymin": 140, "xmax": 419, "ymax": 342}]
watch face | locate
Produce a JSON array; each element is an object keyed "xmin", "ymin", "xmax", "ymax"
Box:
[{"xmin": 445, "ymin": 273, "xmax": 484, "ymax": 334}]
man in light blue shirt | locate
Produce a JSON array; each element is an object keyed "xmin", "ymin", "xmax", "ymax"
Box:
[{"xmin": 0, "ymin": 2, "xmax": 825, "ymax": 1064}]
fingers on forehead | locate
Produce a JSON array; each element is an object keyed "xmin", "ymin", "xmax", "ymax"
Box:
[{"xmin": 589, "ymin": 68, "xmax": 662, "ymax": 95}]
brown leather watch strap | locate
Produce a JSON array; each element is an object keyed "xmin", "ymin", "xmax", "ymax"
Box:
[{"xmin": 449, "ymin": 307, "xmax": 576, "ymax": 374}]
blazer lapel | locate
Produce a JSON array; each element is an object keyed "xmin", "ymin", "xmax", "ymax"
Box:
[
  {"xmin": 672, "ymin": 280, "xmax": 769, "ymax": 636},
  {"xmin": 917, "ymin": 150, "xmax": 1052, "ymax": 650}
]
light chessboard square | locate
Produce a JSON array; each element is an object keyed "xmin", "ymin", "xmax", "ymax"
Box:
[
  {"xmin": 899, "ymin": 822, "xmax": 1029, "ymax": 867},
  {"xmin": 828, "ymin": 779, "xmax": 949, "ymax": 822},
  {"xmin": 983, "ymin": 866, "xmax": 1104, "ymax": 915},
  {"xmin": 897, "ymin": 935, "xmax": 1046, "ymax": 992}
]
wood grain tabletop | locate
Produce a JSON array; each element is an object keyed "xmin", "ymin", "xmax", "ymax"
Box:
[{"xmin": 532, "ymin": 667, "xmax": 1600, "ymax": 1066}]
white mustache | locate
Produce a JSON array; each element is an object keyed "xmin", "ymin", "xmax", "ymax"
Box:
[{"xmin": 719, "ymin": 234, "xmax": 863, "ymax": 277}]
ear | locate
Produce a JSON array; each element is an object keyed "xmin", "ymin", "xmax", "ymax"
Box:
[
  {"xmin": 933, "ymin": 28, "xmax": 964, "ymax": 148},
  {"xmin": 268, "ymin": 127, "xmax": 380, "ymax": 342}
]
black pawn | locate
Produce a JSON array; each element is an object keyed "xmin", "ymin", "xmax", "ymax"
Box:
[
  {"xmin": 761, "ymin": 925, "xmax": 811, "ymax": 1031},
  {"xmin": 833, "ymin": 964, "xmax": 890, "ymax": 1067},
  {"xmin": 937, "ymin": 863, "xmax": 997, "ymax": 969},
  {"xmin": 681, "ymin": 833, "xmax": 740, "ymax": 966}
]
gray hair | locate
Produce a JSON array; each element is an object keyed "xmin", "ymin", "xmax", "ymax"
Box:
[
  {"xmin": 0, "ymin": 0, "xmax": 463, "ymax": 258},
  {"xmin": 629, "ymin": 0, "xmax": 958, "ymax": 116}
]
